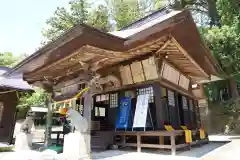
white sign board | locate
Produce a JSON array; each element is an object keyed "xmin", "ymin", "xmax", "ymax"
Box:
[{"xmin": 133, "ymin": 94, "xmax": 149, "ymax": 128}]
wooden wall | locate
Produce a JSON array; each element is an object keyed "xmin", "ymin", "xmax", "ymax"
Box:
[
  {"xmin": 53, "ymin": 54, "xmax": 202, "ymax": 131},
  {"xmin": 0, "ymin": 91, "xmax": 18, "ymax": 142}
]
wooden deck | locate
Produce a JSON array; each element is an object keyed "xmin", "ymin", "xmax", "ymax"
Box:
[{"xmin": 115, "ymin": 130, "xmax": 208, "ymax": 155}]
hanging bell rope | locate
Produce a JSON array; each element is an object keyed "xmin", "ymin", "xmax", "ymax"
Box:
[
  {"xmin": 52, "ymin": 87, "xmax": 89, "ymax": 105},
  {"xmin": 55, "ymin": 87, "xmax": 89, "ymax": 115}
]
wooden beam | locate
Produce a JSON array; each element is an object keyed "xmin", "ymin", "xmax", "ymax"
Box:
[
  {"xmin": 162, "ymin": 49, "xmax": 179, "ymax": 52},
  {"xmin": 85, "ymin": 46, "xmax": 133, "ymax": 59},
  {"xmin": 171, "ymin": 37, "xmax": 210, "ymax": 79},
  {"xmin": 167, "ymin": 55, "xmax": 189, "ymax": 59},
  {"xmin": 127, "ymin": 36, "xmax": 167, "ymax": 53},
  {"xmin": 83, "ymin": 51, "xmax": 128, "ymax": 59},
  {"xmin": 156, "ymin": 40, "xmax": 172, "ymax": 55},
  {"xmin": 93, "ymin": 77, "xmax": 196, "ymax": 99}
]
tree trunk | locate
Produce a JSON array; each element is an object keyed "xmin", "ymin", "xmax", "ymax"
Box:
[
  {"xmin": 227, "ymin": 78, "xmax": 240, "ymax": 133},
  {"xmin": 207, "ymin": 0, "xmax": 220, "ymax": 27},
  {"xmin": 228, "ymin": 78, "xmax": 239, "ymax": 102}
]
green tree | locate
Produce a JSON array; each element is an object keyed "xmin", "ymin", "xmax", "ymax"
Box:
[
  {"xmin": 18, "ymin": 88, "xmax": 49, "ymax": 108},
  {"xmin": 203, "ymin": 0, "xmax": 240, "ymax": 102},
  {"xmin": 16, "ymin": 88, "xmax": 49, "ymax": 119},
  {"xmin": 106, "ymin": 0, "xmax": 156, "ymax": 30},
  {"xmin": 88, "ymin": 4, "xmax": 112, "ymax": 32},
  {"xmin": 106, "ymin": 0, "xmax": 141, "ymax": 30},
  {"xmin": 0, "ymin": 52, "xmax": 18, "ymax": 67},
  {"xmin": 167, "ymin": 0, "xmax": 220, "ymax": 26},
  {"xmin": 42, "ymin": 0, "xmax": 112, "ymax": 41},
  {"xmin": 42, "ymin": 0, "xmax": 90, "ymax": 41},
  {"xmin": 201, "ymin": 0, "xmax": 240, "ymax": 133},
  {"xmin": 42, "ymin": 0, "xmax": 157, "ymax": 41},
  {"xmin": 217, "ymin": 0, "xmax": 240, "ymax": 26}
]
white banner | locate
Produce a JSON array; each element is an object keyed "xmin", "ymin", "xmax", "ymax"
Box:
[{"xmin": 133, "ymin": 94, "xmax": 149, "ymax": 128}]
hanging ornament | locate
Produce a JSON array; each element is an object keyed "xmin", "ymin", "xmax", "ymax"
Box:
[{"xmin": 59, "ymin": 107, "xmax": 68, "ymax": 115}]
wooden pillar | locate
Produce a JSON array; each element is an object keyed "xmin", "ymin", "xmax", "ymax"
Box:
[
  {"xmin": 122, "ymin": 135, "xmax": 126, "ymax": 145},
  {"xmin": 137, "ymin": 133, "xmax": 141, "ymax": 152},
  {"xmin": 71, "ymin": 99, "xmax": 77, "ymax": 111},
  {"xmin": 44, "ymin": 95, "xmax": 53, "ymax": 147},
  {"xmin": 152, "ymin": 83, "xmax": 166, "ymax": 130},
  {"xmin": 170, "ymin": 134, "xmax": 176, "ymax": 155},
  {"xmin": 43, "ymin": 83, "xmax": 54, "ymax": 147},
  {"xmin": 83, "ymin": 90, "xmax": 92, "ymax": 156},
  {"xmin": 159, "ymin": 136, "xmax": 164, "ymax": 145}
]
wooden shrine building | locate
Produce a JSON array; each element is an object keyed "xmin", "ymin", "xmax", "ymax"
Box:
[
  {"xmin": 0, "ymin": 66, "xmax": 32, "ymax": 143},
  {"xmin": 9, "ymin": 8, "xmax": 222, "ymax": 154}
]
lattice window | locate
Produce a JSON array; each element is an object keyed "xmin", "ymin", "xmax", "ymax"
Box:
[
  {"xmin": 182, "ymin": 96, "xmax": 188, "ymax": 110},
  {"xmin": 95, "ymin": 107, "xmax": 105, "ymax": 117},
  {"xmin": 95, "ymin": 94, "xmax": 109, "ymax": 103},
  {"xmin": 137, "ymin": 87, "xmax": 154, "ymax": 103},
  {"xmin": 110, "ymin": 93, "xmax": 118, "ymax": 108},
  {"xmin": 168, "ymin": 90, "xmax": 175, "ymax": 106}
]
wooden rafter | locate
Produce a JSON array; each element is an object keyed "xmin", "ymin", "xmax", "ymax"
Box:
[
  {"xmin": 25, "ymin": 33, "xmax": 212, "ymax": 85},
  {"xmin": 156, "ymin": 40, "xmax": 172, "ymax": 55},
  {"xmin": 171, "ymin": 37, "xmax": 210, "ymax": 79},
  {"xmin": 26, "ymin": 46, "xmax": 124, "ymax": 78},
  {"xmin": 126, "ymin": 36, "xmax": 167, "ymax": 53}
]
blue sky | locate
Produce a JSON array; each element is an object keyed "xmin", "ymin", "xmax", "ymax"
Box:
[{"xmin": 0, "ymin": 0, "xmax": 70, "ymax": 55}]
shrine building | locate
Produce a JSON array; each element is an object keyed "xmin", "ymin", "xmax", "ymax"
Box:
[{"xmin": 9, "ymin": 7, "xmax": 222, "ymax": 154}]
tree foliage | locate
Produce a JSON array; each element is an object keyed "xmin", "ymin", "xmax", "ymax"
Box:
[
  {"xmin": 217, "ymin": 0, "xmax": 240, "ymax": 26},
  {"xmin": 17, "ymin": 88, "xmax": 49, "ymax": 108},
  {"xmin": 42, "ymin": 0, "xmax": 112, "ymax": 41},
  {"xmin": 201, "ymin": 0, "xmax": 240, "ymax": 133},
  {"xmin": 0, "ymin": 52, "xmax": 20, "ymax": 67},
  {"xmin": 203, "ymin": 26, "xmax": 240, "ymax": 75},
  {"xmin": 0, "ymin": 52, "xmax": 48, "ymax": 112},
  {"xmin": 42, "ymin": 0, "xmax": 159, "ymax": 41},
  {"xmin": 88, "ymin": 4, "xmax": 112, "ymax": 31},
  {"xmin": 106, "ymin": 0, "xmax": 143, "ymax": 30},
  {"xmin": 168, "ymin": 0, "xmax": 220, "ymax": 26}
]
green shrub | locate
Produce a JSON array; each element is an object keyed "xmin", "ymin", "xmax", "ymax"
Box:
[{"xmin": 0, "ymin": 146, "xmax": 14, "ymax": 152}]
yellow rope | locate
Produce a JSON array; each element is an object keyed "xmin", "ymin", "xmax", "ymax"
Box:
[
  {"xmin": 74, "ymin": 87, "xmax": 89, "ymax": 99},
  {"xmin": 52, "ymin": 87, "xmax": 89, "ymax": 105}
]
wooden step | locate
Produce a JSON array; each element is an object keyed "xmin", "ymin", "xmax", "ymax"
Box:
[
  {"xmin": 91, "ymin": 134, "xmax": 108, "ymax": 150},
  {"xmin": 91, "ymin": 131, "xmax": 114, "ymax": 150}
]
